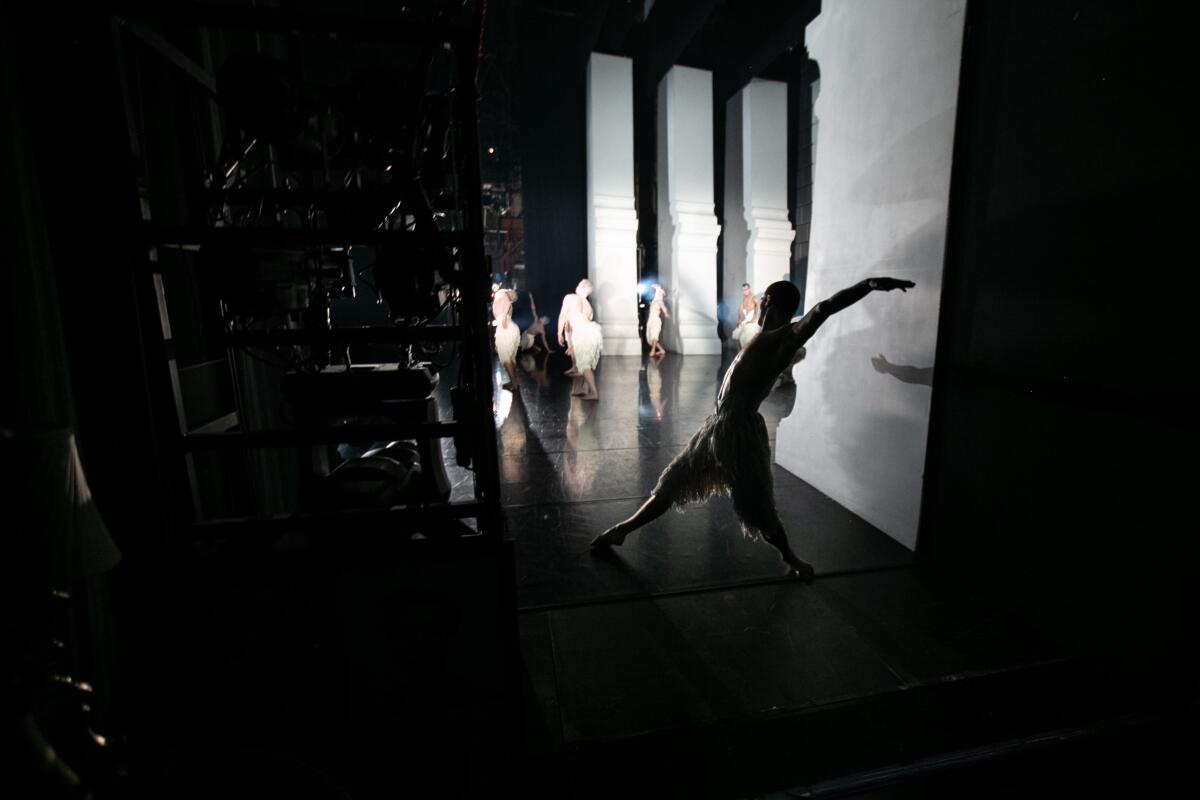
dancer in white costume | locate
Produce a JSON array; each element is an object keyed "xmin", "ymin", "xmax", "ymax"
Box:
[
  {"xmin": 557, "ymin": 279, "xmax": 602, "ymax": 401},
  {"xmin": 732, "ymin": 282, "xmax": 762, "ymax": 349},
  {"xmin": 644, "ymin": 283, "xmax": 670, "ymax": 358},
  {"xmin": 492, "ymin": 287, "xmax": 520, "ymax": 391},
  {"xmin": 592, "ymin": 277, "xmax": 915, "ymax": 580}
]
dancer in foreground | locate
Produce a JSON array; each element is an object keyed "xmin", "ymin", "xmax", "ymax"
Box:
[
  {"xmin": 732, "ymin": 282, "xmax": 762, "ymax": 349},
  {"xmin": 592, "ymin": 276, "xmax": 915, "ymax": 579},
  {"xmin": 558, "ymin": 278, "xmax": 603, "ymax": 400},
  {"xmin": 492, "ymin": 286, "xmax": 521, "ymax": 391},
  {"xmin": 645, "ymin": 283, "xmax": 670, "ymax": 358}
]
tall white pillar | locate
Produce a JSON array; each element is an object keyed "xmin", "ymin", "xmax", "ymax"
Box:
[
  {"xmin": 586, "ymin": 53, "xmax": 641, "ymax": 355},
  {"xmin": 656, "ymin": 65, "xmax": 722, "ymax": 354},
  {"xmin": 742, "ymin": 79, "xmax": 795, "ymax": 291},
  {"xmin": 722, "ymin": 79, "xmax": 795, "ymax": 336},
  {"xmin": 721, "ymin": 92, "xmax": 747, "ymax": 338}
]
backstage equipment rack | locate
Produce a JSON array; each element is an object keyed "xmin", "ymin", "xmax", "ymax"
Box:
[{"xmin": 111, "ymin": 3, "xmax": 503, "ymax": 549}]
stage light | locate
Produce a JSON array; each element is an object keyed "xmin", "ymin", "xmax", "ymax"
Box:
[{"xmin": 486, "ymin": 146, "xmax": 496, "ymax": 154}]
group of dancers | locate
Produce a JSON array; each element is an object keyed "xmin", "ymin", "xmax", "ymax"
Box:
[
  {"xmin": 491, "ymin": 277, "xmax": 777, "ymax": 400},
  {"xmin": 493, "ymin": 270, "xmax": 917, "ymax": 580}
]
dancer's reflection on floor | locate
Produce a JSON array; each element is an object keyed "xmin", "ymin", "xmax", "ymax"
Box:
[
  {"xmin": 646, "ymin": 356, "xmax": 666, "ymax": 420},
  {"xmin": 562, "ymin": 394, "xmax": 599, "ymax": 499},
  {"xmin": 518, "ymin": 350, "xmax": 550, "ymax": 389},
  {"xmin": 497, "ymin": 386, "xmax": 529, "ymax": 481}
]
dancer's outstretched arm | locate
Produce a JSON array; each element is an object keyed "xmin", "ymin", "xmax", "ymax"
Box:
[{"xmin": 785, "ymin": 278, "xmax": 914, "ymax": 352}]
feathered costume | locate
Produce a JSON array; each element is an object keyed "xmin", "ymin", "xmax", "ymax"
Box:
[
  {"xmin": 562, "ymin": 292, "xmax": 602, "ymax": 371},
  {"xmin": 492, "ymin": 289, "xmax": 520, "ymax": 365},
  {"xmin": 732, "ymin": 304, "xmax": 762, "ymax": 349},
  {"xmin": 645, "ymin": 285, "xmax": 667, "ymax": 347}
]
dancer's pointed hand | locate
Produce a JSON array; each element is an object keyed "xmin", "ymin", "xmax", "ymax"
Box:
[{"xmin": 591, "ymin": 526, "xmax": 627, "ymax": 547}]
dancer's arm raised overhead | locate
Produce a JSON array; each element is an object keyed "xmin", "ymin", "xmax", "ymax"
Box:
[{"xmin": 784, "ymin": 277, "xmax": 914, "ymax": 352}]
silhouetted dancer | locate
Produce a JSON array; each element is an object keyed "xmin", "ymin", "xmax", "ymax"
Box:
[{"xmin": 591, "ymin": 277, "xmax": 916, "ymax": 580}]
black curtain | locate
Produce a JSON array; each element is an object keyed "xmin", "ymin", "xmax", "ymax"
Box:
[
  {"xmin": 919, "ymin": 0, "xmax": 1198, "ymax": 705},
  {"xmin": 513, "ymin": 0, "xmax": 588, "ymax": 334},
  {"xmin": 0, "ymin": 7, "xmax": 75, "ymax": 428}
]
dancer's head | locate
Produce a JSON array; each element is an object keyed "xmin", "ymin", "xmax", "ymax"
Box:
[
  {"xmin": 741, "ymin": 282, "xmax": 752, "ymax": 297},
  {"xmin": 576, "ymin": 278, "xmax": 593, "ymax": 298},
  {"xmin": 760, "ymin": 281, "xmax": 800, "ymax": 331}
]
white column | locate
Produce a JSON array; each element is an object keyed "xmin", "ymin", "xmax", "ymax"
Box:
[
  {"xmin": 774, "ymin": 0, "xmax": 966, "ymax": 551},
  {"xmin": 656, "ymin": 65, "xmax": 722, "ymax": 355},
  {"xmin": 586, "ymin": 53, "xmax": 641, "ymax": 355},
  {"xmin": 721, "ymin": 92, "xmax": 747, "ymax": 337},
  {"xmin": 723, "ymin": 79, "xmax": 795, "ymax": 336},
  {"xmin": 742, "ymin": 79, "xmax": 795, "ymax": 291}
]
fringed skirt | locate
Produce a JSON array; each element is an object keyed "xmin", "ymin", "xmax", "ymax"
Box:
[
  {"xmin": 645, "ymin": 313, "xmax": 663, "ymax": 346},
  {"xmin": 652, "ymin": 405, "xmax": 779, "ymax": 538},
  {"xmin": 733, "ymin": 321, "xmax": 762, "ymax": 349},
  {"xmin": 569, "ymin": 317, "xmax": 603, "ymax": 371},
  {"xmin": 495, "ymin": 322, "xmax": 520, "ymax": 364}
]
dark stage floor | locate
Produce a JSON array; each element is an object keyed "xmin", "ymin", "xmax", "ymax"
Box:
[
  {"xmin": 444, "ymin": 350, "xmax": 914, "ymax": 608},
  {"xmin": 438, "ymin": 350, "xmax": 1144, "ymax": 797}
]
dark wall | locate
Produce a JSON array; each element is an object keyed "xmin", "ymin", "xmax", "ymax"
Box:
[
  {"xmin": 512, "ymin": 0, "xmax": 588, "ymax": 329},
  {"xmin": 4, "ymin": 5, "xmax": 190, "ymax": 736},
  {"xmin": 13, "ymin": 9, "xmax": 181, "ymax": 562},
  {"xmin": 1, "ymin": 7, "xmax": 75, "ymax": 428},
  {"xmin": 920, "ymin": 0, "xmax": 1198, "ymax": 705}
]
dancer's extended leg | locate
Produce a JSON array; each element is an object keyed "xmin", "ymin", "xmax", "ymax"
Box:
[
  {"xmin": 591, "ymin": 492, "xmax": 672, "ymax": 546},
  {"xmin": 763, "ymin": 524, "xmax": 814, "ymax": 581},
  {"xmin": 725, "ymin": 412, "xmax": 813, "ymax": 581}
]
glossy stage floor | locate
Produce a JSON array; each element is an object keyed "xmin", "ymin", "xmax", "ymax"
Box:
[
  {"xmin": 440, "ymin": 350, "xmax": 1135, "ymax": 798},
  {"xmin": 490, "ymin": 350, "xmax": 913, "ymax": 608}
]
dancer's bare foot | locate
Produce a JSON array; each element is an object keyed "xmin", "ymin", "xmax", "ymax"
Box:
[
  {"xmin": 788, "ymin": 560, "xmax": 815, "ymax": 583},
  {"xmin": 581, "ymin": 393, "xmax": 599, "ymax": 401},
  {"xmin": 502, "ymin": 382, "xmax": 515, "ymax": 391},
  {"xmin": 591, "ymin": 525, "xmax": 627, "ymax": 547}
]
